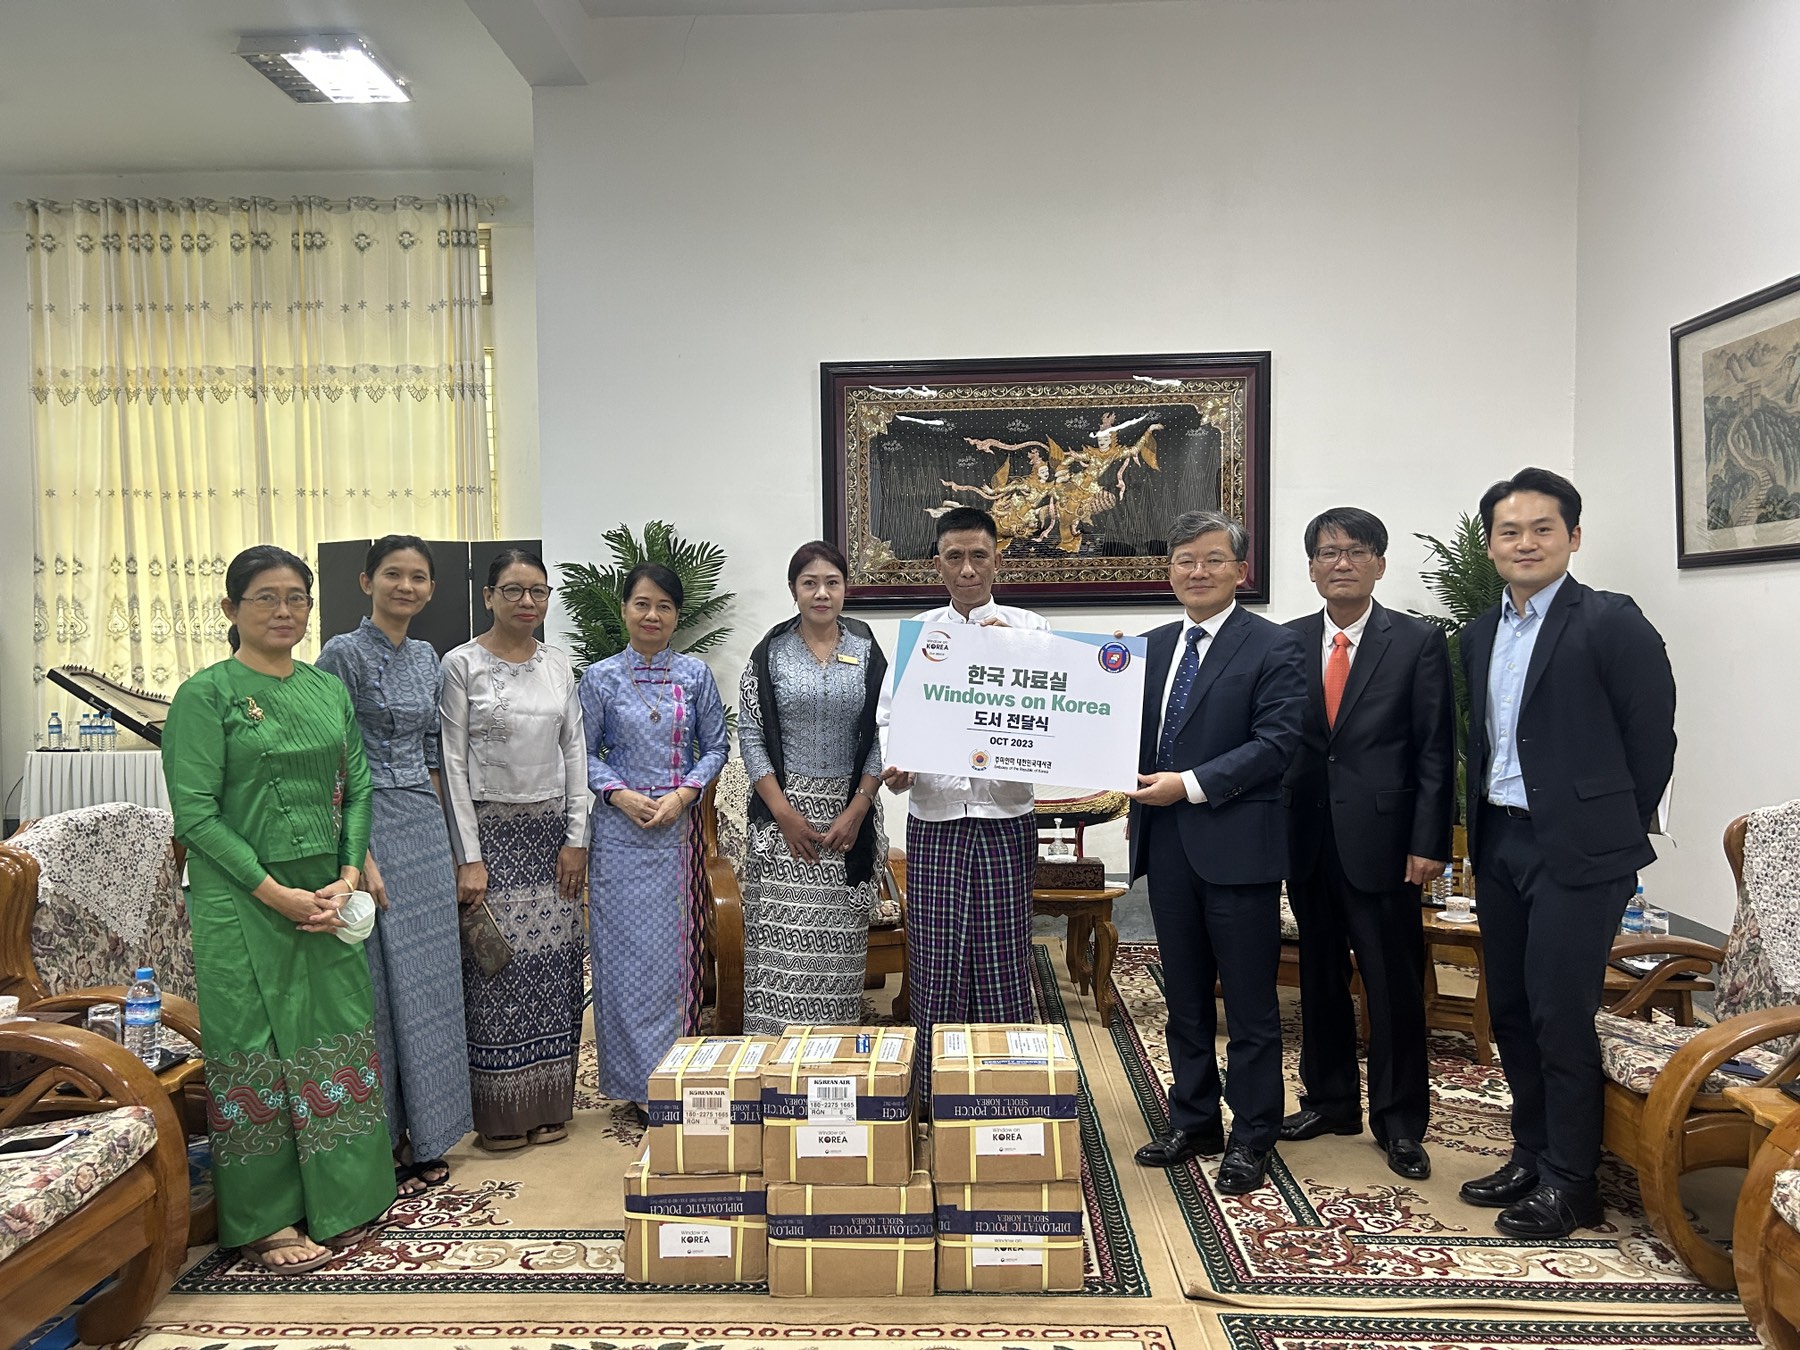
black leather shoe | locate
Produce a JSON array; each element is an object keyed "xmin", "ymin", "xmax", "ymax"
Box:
[
  {"xmin": 1494, "ymin": 1184, "xmax": 1604, "ymax": 1239},
  {"xmin": 1214, "ymin": 1143, "xmax": 1273, "ymax": 1195},
  {"xmin": 1459, "ymin": 1162, "xmax": 1540, "ymax": 1208},
  {"xmin": 1278, "ymin": 1108, "xmax": 1363, "ymax": 1142},
  {"xmin": 1384, "ymin": 1138, "xmax": 1431, "ymax": 1180},
  {"xmin": 1134, "ymin": 1124, "xmax": 1225, "ymax": 1167}
]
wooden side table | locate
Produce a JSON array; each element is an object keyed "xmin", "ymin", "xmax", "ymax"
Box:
[
  {"xmin": 1422, "ymin": 907, "xmax": 1494, "ymax": 1065},
  {"xmin": 1724, "ymin": 1082, "xmax": 1800, "ymax": 1161},
  {"xmin": 1032, "ymin": 887, "xmax": 1123, "ymax": 1026}
]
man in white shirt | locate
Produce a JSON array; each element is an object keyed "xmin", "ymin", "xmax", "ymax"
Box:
[{"xmin": 880, "ymin": 507, "xmax": 1051, "ymax": 1093}]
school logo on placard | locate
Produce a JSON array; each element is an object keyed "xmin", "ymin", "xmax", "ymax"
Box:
[
  {"xmin": 921, "ymin": 630, "xmax": 954, "ymax": 662},
  {"xmin": 969, "ymin": 750, "xmax": 990, "ymax": 771},
  {"xmin": 1098, "ymin": 641, "xmax": 1132, "ymax": 673}
]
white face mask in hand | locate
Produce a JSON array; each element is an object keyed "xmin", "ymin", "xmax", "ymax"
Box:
[{"xmin": 335, "ymin": 890, "xmax": 378, "ymax": 944}]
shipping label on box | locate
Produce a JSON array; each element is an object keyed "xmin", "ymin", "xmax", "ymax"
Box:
[
  {"xmin": 646, "ymin": 1035, "xmax": 773, "ymax": 1175},
  {"xmin": 623, "ymin": 1154, "xmax": 767, "ymax": 1284},
  {"xmin": 934, "ymin": 1178, "xmax": 1085, "ymax": 1292},
  {"xmin": 930, "ymin": 1023, "xmax": 1080, "ymax": 1183},
  {"xmin": 765, "ymin": 1163, "xmax": 935, "ymax": 1297},
  {"xmin": 763, "ymin": 1025, "xmax": 916, "ymax": 1185}
]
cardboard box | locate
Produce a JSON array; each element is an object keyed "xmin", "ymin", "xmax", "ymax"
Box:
[
  {"xmin": 622, "ymin": 1154, "xmax": 767, "ymax": 1284},
  {"xmin": 763, "ymin": 1025, "xmax": 916, "ymax": 1185},
  {"xmin": 934, "ymin": 1178, "xmax": 1085, "ymax": 1292},
  {"xmin": 646, "ymin": 1035, "xmax": 774, "ymax": 1175},
  {"xmin": 766, "ymin": 1162, "xmax": 935, "ymax": 1297},
  {"xmin": 930, "ymin": 1023, "xmax": 1080, "ymax": 1183}
]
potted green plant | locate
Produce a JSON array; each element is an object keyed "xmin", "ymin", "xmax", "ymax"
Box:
[
  {"xmin": 556, "ymin": 520, "xmax": 735, "ymax": 670},
  {"xmin": 1410, "ymin": 513, "xmax": 1504, "ymax": 851}
]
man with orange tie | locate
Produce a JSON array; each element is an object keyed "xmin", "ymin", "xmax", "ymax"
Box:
[{"xmin": 1278, "ymin": 508, "xmax": 1455, "ymax": 1181}]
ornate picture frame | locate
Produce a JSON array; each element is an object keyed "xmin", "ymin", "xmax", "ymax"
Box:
[
  {"xmin": 821, "ymin": 352, "xmax": 1273, "ymax": 607},
  {"xmin": 1672, "ymin": 272, "xmax": 1800, "ymax": 568}
]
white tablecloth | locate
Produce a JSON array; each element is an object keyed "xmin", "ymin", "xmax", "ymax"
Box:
[{"xmin": 22, "ymin": 750, "xmax": 168, "ymax": 819}]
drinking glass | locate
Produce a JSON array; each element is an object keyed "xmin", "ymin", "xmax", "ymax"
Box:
[
  {"xmin": 85, "ymin": 1003, "xmax": 124, "ymax": 1042},
  {"xmin": 1642, "ymin": 907, "xmax": 1671, "ymax": 940}
]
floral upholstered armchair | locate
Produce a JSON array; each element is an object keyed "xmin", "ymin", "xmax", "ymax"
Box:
[
  {"xmin": 1594, "ymin": 799, "xmax": 1800, "ymax": 1289},
  {"xmin": 0, "ymin": 803, "xmax": 195, "ymax": 1006}
]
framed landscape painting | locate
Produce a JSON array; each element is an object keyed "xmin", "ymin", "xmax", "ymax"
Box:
[
  {"xmin": 821, "ymin": 352, "xmax": 1273, "ymax": 606},
  {"xmin": 1672, "ymin": 272, "xmax": 1800, "ymax": 568}
]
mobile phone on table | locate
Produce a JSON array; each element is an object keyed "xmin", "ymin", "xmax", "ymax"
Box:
[{"xmin": 0, "ymin": 1129, "xmax": 85, "ymax": 1160}]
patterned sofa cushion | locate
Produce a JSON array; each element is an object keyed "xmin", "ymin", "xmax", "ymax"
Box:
[
  {"xmin": 1595, "ymin": 1010, "xmax": 1785, "ymax": 1095},
  {"xmin": 1279, "ymin": 889, "xmax": 1300, "ymax": 943},
  {"xmin": 0, "ymin": 1105, "xmax": 157, "ymax": 1261},
  {"xmin": 1774, "ymin": 1169, "xmax": 1800, "ymax": 1234}
]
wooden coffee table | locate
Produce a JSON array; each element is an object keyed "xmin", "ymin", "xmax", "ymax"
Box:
[
  {"xmin": 1032, "ymin": 887, "xmax": 1124, "ymax": 1026},
  {"xmin": 1422, "ymin": 907, "xmax": 1494, "ymax": 1064}
]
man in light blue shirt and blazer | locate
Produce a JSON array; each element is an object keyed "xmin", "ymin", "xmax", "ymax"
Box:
[{"xmin": 1457, "ymin": 467, "xmax": 1676, "ymax": 1239}]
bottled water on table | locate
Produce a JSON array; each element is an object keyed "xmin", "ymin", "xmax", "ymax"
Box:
[
  {"xmin": 1621, "ymin": 885, "xmax": 1646, "ymax": 936},
  {"xmin": 46, "ymin": 712, "xmax": 63, "ymax": 750},
  {"xmin": 124, "ymin": 967, "xmax": 162, "ymax": 1067},
  {"xmin": 101, "ymin": 710, "xmax": 117, "ymax": 750}
]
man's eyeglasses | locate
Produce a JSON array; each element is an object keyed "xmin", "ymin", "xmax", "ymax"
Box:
[
  {"xmin": 1313, "ymin": 546, "xmax": 1378, "ymax": 565},
  {"xmin": 241, "ymin": 591, "xmax": 313, "ymax": 612},
  {"xmin": 494, "ymin": 584, "xmax": 553, "ymax": 604},
  {"xmin": 1171, "ymin": 554, "xmax": 1241, "ymax": 574}
]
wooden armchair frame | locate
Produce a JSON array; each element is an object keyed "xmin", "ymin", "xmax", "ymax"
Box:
[
  {"xmin": 1735, "ymin": 1109, "xmax": 1800, "ymax": 1348},
  {"xmin": 1601, "ymin": 813, "xmax": 1800, "ymax": 1289},
  {"xmin": 0, "ymin": 1021, "xmax": 188, "ymax": 1347}
]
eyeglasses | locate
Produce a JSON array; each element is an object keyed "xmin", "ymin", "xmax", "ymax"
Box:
[
  {"xmin": 241, "ymin": 591, "xmax": 313, "ymax": 612},
  {"xmin": 1171, "ymin": 554, "xmax": 1240, "ymax": 574},
  {"xmin": 1313, "ymin": 546, "xmax": 1378, "ymax": 565},
  {"xmin": 494, "ymin": 584, "xmax": 553, "ymax": 604}
]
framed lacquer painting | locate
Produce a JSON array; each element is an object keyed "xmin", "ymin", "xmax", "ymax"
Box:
[{"xmin": 822, "ymin": 352, "xmax": 1272, "ymax": 606}]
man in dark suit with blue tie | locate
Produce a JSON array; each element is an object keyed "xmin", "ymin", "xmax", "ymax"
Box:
[
  {"xmin": 1278, "ymin": 507, "xmax": 1455, "ymax": 1182},
  {"xmin": 1456, "ymin": 468, "xmax": 1676, "ymax": 1239},
  {"xmin": 1127, "ymin": 509, "xmax": 1307, "ymax": 1195}
]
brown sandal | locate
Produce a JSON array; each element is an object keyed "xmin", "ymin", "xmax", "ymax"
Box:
[
  {"xmin": 243, "ymin": 1232, "xmax": 336, "ymax": 1275},
  {"xmin": 528, "ymin": 1122, "xmax": 568, "ymax": 1146},
  {"xmin": 477, "ymin": 1132, "xmax": 529, "ymax": 1152}
]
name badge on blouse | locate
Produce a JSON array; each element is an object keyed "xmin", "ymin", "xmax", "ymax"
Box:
[{"xmin": 835, "ymin": 653, "xmax": 861, "ymax": 665}]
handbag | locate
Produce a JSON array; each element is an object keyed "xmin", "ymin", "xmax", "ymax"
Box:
[{"xmin": 459, "ymin": 899, "xmax": 514, "ymax": 978}]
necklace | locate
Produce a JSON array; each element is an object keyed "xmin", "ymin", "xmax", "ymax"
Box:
[{"xmin": 628, "ymin": 650, "xmax": 672, "ymax": 723}]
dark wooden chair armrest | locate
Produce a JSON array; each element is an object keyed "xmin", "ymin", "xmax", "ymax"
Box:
[
  {"xmin": 706, "ymin": 854, "xmax": 744, "ymax": 1035},
  {"xmin": 1611, "ymin": 935, "xmax": 1728, "ymax": 964}
]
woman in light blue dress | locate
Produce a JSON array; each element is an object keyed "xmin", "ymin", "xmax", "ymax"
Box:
[
  {"xmin": 316, "ymin": 535, "xmax": 473, "ymax": 1192},
  {"xmin": 578, "ymin": 563, "xmax": 729, "ymax": 1122}
]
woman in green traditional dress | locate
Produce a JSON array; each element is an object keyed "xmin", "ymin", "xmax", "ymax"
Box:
[{"xmin": 162, "ymin": 545, "xmax": 397, "ymax": 1274}]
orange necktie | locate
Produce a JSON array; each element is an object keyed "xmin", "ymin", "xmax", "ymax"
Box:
[{"xmin": 1324, "ymin": 631, "xmax": 1351, "ymax": 728}]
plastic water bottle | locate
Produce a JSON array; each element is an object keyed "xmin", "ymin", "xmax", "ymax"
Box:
[
  {"xmin": 1621, "ymin": 886, "xmax": 1646, "ymax": 937},
  {"xmin": 124, "ymin": 967, "xmax": 162, "ymax": 1067},
  {"xmin": 101, "ymin": 711, "xmax": 116, "ymax": 750},
  {"xmin": 46, "ymin": 711, "xmax": 63, "ymax": 750},
  {"xmin": 1431, "ymin": 864, "xmax": 1453, "ymax": 904},
  {"xmin": 77, "ymin": 713, "xmax": 91, "ymax": 750}
]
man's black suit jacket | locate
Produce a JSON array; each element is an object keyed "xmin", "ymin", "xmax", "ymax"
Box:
[
  {"xmin": 1282, "ymin": 601, "xmax": 1456, "ymax": 895},
  {"xmin": 1460, "ymin": 574, "xmax": 1676, "ymax": 887},
  {"xmin": 1127, "ymin": 606, "xmax": 1307, "ymax": 887}
]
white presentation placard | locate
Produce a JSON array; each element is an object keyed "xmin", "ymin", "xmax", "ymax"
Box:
[{"xmin": 886, "ymin": 621, "xmax": 1147, "ymax": 792}]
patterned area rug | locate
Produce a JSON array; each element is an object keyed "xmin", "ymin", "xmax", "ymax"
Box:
[
  {"xmin": 1207, "ymin": 1312, "xmax": 1758, "ymax": 1349},
  {"xmin": 1105, "ymin": 943, "xmax": 1740, "ymax": 1308},
  {"xmin": 170, "ymin": 944, "xmax": 1146, "ymax": 1298},
  {"xmin": 123, "ymin": 1322, "xmax": 1181, "ymax": 1350}
]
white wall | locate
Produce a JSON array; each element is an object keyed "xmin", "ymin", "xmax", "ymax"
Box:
[
  {"xmin": 1574, "ymin": 0, "xmax": 1800, "ymax": 931},
  {"xmin": 532, "ymin": 0, "xmax": 1581, "ymax": 867},
  {"xmin": 0, "ymin": 168, "xmax": 536, "ymax": 814}
]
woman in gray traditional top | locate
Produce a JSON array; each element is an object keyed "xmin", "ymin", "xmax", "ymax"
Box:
[
  {"xmin": 737, "ymin": 540, "xmax": 888, "ymax": 1034},
  {"xmin": 317, "ymin": 535, "xmax": 472, "ymax": 1193},
  {"xmin": 439, "ymin": 549, "xmax": 590, "ymax": 1150}
]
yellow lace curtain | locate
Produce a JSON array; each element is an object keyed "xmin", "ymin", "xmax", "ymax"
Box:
[{"xmin": 25, "ymin": 193, "xmax": 490, "ymax": 697}]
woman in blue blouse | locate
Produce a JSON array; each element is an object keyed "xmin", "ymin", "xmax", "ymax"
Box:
[
  {"xmin": 317, "ymin": 535, "xmax": 472, "ymax": 1193},
  {"xmin": 578, "ymin": 563, "xmax": 728, "ymax": 1122}
]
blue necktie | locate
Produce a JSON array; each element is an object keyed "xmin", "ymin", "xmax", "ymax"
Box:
[{"xmin": 1157, "ymin": 627, "xmax": 1206, "ymax": 771}]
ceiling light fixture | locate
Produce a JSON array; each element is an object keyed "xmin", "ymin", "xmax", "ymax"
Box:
[{"xmin": 236, "ymin": 33, "xmax": 410, "ymax": 104}]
